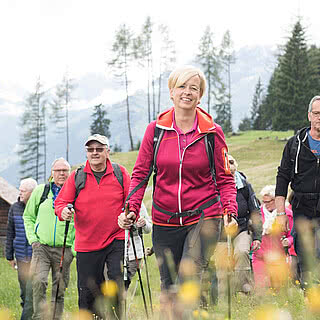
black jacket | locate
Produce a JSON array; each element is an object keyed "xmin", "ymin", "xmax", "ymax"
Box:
[
  {"xmin": 276, "ymin": 127, "xmax": 320, "ymax": 217},
  {"xmin": 221, "ymin": 172, "xmax": 262, "ymax": 242},
  {"xmin": 236, "ymin": 172, "xmax": 262, "ymax": 241},
  {"xmin": 5, "ymin": 199, "xmax": 32, "ymax": 261}
]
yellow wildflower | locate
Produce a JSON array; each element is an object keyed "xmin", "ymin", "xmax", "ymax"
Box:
[{"xmin": 101, "ymin": 280, "xmax": 119, "ymax": 297}]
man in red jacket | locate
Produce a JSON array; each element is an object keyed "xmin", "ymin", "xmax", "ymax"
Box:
[{"xmin": 55, "ymin": 134, "xmax": 130, "ymax": 319}]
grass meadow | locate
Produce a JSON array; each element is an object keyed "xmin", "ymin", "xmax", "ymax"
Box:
[{"xmin": 2, "ymin": 130, "xmax": 320, "ymax": 319}]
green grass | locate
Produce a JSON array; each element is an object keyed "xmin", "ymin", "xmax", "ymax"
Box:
[{"xmin": 2, "ymin": 130, "xmax": 320, "ymax": 319}]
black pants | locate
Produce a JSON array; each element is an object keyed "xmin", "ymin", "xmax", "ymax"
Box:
[
  {"xmin": 152, "ymin": 218, "xmax": 221, "ymax": 291},
  {"xmin": 293, "ymin": 215, "xmax": 320, "ymax": 284},
  {"xmin": 76, "ymin": 239, "xmax": 124, "ymax": 319}
]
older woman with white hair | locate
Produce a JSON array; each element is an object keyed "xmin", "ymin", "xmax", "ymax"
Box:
[{"xmin": 252, "ymin": 185, "xmax": 295, "ymax": 290}]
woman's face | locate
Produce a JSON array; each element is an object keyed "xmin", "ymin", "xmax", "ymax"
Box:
[
  {"xmin": 262, "ymin": 195, "xmax": 276, "ymax": 212},
  {"xmin": 170, "ymin": 75, "xmax": 201, "ymax": 112},
  {"xmin": 229, "ymin": 159, "xmax": 237, "ymax": 176}
]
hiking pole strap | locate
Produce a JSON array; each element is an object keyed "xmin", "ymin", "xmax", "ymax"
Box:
[{"xmin": 126, "ymin": 165, "xmax": 154, "ymax": 203}]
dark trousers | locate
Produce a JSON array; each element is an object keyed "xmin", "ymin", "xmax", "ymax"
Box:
[
  {"xmin": 293, "ymin": 215, "xmax": 320, "ymax": 288},
  {"xmin": 77, "ymin": 239, "xmax": 124, "ymax": 319},
  {"xmin": 16, "ymin": 259, "xmax": 33, "ymax": 320},
  {"xmin": 152, "ymin": 219, "xmax": 221, "ymax": 291}
]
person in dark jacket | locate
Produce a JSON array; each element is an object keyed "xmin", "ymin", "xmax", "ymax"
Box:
[
  {"xmin": 276, "ymin": 95, "xmax": 320, "ymax": 289},
  {"xmin": 6, "ymin": 178, "xmax": 37, "ymax": 320},
  {"xmin": 228, "ymin": 155, "xmax": 262, "ymax": 293},
  {"xmin": 213, "ymin": 155, "xmax": 262, "ymax": 300}
]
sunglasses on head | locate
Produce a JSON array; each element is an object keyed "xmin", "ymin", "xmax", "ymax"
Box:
[{"xmin": 86, "ymin": 147, "xmax": 106, "ymax": 153}]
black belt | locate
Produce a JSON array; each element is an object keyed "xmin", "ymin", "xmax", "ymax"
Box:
[
  {"xmin": 152, "ymin": 196, "xmax": 220, "ymax": 223},
  {"xmin": 152, "ymin": 196, "xmax": 220, "ymax": 248}
]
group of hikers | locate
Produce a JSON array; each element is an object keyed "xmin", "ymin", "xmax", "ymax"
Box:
[{"xmin": 5, "ymin": 65, "xmax": 320, "ymax": 320}]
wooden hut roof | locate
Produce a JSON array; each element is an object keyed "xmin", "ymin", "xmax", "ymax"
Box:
[{"xmin": 0, "ymin": 176, "xmax": 18, "ymax": 205}]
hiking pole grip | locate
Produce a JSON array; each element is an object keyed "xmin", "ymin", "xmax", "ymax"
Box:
[{"xmin": 64, "ymin": 204, "xmax": 73, "ymax": 235}]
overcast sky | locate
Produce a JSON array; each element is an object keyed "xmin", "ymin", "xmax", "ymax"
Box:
[{"xmin": 1, "ymin": 0, "xmax": 319, "ymax": 93}]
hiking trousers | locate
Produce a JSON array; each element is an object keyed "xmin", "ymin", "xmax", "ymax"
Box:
[
  {"xmin": 31, "ymin": 244, "xmax": 73, "ymax": 320},
  {"xmin": 76, "ymin": 239, "xmax": 124, "ymax": 319},
  {"xmin": 152, "ymin": 218, "xmax": 221, "ymax": 291}
]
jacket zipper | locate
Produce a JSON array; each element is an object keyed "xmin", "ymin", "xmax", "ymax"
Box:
[{"xmin": 177, "ymin": 132, "xmax": 209, "ymax": 225}]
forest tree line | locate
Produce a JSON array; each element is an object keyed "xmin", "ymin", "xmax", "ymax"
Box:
[
  {"xmin": 19, "ymin": 17, "xmax": 320, "ymax": 182},
  {"xmin": 239, "ymin": 20, "xmax": 320, "ymax": 133}
]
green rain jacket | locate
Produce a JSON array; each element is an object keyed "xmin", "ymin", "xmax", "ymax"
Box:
[{"xmin": 23, "ymin": 182, "xmax": 75, "ymax": 248}]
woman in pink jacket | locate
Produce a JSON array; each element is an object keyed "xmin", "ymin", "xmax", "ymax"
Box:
[
  {"xmin": 252, "ymin": 185, "xmax": 296, "ymax": 290},
  {"xmin": 118, "ymin": 66, "xmax": 237, "ymax": 314}
]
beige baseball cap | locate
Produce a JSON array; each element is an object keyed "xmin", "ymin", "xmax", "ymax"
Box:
[{"xmin": 85, "ymin": 134, "xmax": 109, "ymax": 146}]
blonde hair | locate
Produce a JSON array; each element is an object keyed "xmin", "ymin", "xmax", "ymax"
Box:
[
  {"xmin": 168, "ymin": 66, "xmax": 206, "ymax": 99},
  {"xmin": 260, "ymin": 185, "xmax": 275, "ymax": 198}
]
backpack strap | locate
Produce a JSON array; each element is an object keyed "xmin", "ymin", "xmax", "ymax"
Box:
[
  {"xmin": 204, "ymin": 133, "xmax": 216, "ymax": 185},
  {"xmin": 36, "ymin": 183, "xmax": 50, "ymax": 215},
  {"xmin": 73, "ymin": 163, "xmax": 124, "ymax": 205},
  {"xmin": 112, "ymin": 162, "xmax": 123, "ymax": 189},
  {"xmin": 126, "ymin": 126, "xmax": 164, "ymax": 203},
  {"xmin": 74, "ymin": 165, "xmax": 86, "ymax": 204}
]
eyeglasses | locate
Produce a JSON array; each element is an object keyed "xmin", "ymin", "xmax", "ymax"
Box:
[
  {"xmin": 262, "ymin": 199, "xmax": 275, "ymax": 204},
  {"xmin": 311, "ymin": 111, "xmax": 320, "ymax": 117},
  {"xmin": 86, "ymin": 147, "xmax": 106, "ymax": 153},
  {"xmin": 53, "ymin": 169, "xmax": 69, "ymax": 173}
]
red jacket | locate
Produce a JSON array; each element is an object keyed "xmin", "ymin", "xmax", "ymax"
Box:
[
  {"xmin": 55, "ymin": 159, "xmax": 130, "ymax": 252},
  {"xmin": 129, "ymin": 107, "xmax": 237, "ymax": 226}
]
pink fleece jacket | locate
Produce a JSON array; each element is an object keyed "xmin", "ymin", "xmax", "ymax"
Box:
[
  {"xmin": 252, "ymin": 206, "xmax": 296, "ymax": 263},
  {"xmin": 128, "ymin": 107, "xmax": 237, "ymax": 226}
]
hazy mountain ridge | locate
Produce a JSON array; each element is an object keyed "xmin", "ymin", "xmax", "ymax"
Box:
[{"xmin": 0, "ymin": 45, "xmax": 276, "ymax": 186}]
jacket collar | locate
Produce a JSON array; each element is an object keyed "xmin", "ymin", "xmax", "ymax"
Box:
[
  {"xmin": 84, "ymin": 159, "xmax": 112, "ymax": 175},
  {"xmin": 156, "ymin": 106, "xmax": 216, "ymax": 134},
  {"xmin": 296, "ymin": 127, "xmax": 310, "ymax": 142}
]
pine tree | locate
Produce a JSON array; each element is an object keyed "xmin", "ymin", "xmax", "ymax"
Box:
[
  {"xmin": 219, "ymin": 30, "xmax": 235, "ymax": 127},
  {"xmin": 51, "ymin": 72, "xmax": 75, "ymax": 161},
  {"xmin": 134, "ymin": 17, "xmax": 155, "ymax": 122},
  {"xmin": 251, "ymin": 77, "xmax": 264, "ymax": 129},
  {"xmin": 255, "ymin": 69, "xmax": 279, "ymax": 130},
  {"xmin": 157, "ymin": 24, "xmax": 176, "ymax": 115},
  {"xmin": 271, "ymin": 20, "xmax": 312, "ymax": 132},
  {"xmin": 238, "ymin": 116, "xmax": 252, "ymax": 131},
  {"xmin": 215, "ymin": 82, "xmax": 233, "ymax": 133},
  {"xmin": 196, "ymin": 26, "xmax": 221, "ymax": 114},
  {"xmin": 108, "ymin": 24, "xmax": 135, "ymax": 151},
  {"xmin": 90, "ymin": 104, "xmax": 111, "ymax": 138},
  {"xmin": 308, "ymin": 45, "xmax": 320, "ymax": 95},
  {"xmin": 19, "ymin": 78, "xmax": 47, "ymax": 182}
]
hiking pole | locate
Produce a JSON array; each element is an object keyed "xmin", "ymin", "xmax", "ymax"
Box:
[
  {"xmin": 123, "ymin": 228, "xmax": 129, "ymax": 319},
  {"xmin": 129, "ymin": 225, "xmax": 149, "ymax": 318},
  {"xmin": 124, "ymin": 204, "xmax": 148, "ymax": 318},
  {"xmin": 52, "ymin": 203, "xmax": 72, "ymax": 320},
  {"xmin": 138, "ymin": 227, "xmax": 153, "ymax": 314},
  {"xmin": 226, "ymin": 212, "xmax": 232, "ymax": 320}
]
